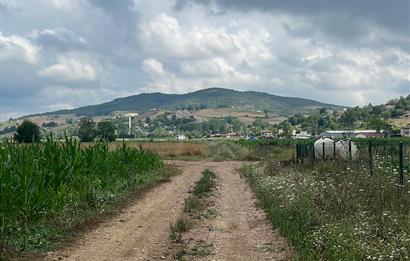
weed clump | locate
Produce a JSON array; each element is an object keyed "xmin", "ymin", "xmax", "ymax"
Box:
[
  {"xmin": 169, "ymin": 169, "xmax": 217, "ymax": 260},
  {"xmin": 193, "ymin": 169, "xmax": 216, "ymax": 195}
]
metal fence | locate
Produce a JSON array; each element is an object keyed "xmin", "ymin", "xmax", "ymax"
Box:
[{"xmin": 295, "ymin": 140, "xmax": 410, "ymax": 185}]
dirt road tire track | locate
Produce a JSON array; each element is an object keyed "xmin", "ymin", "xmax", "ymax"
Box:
[
  {"xmin": 210, "ymin": 162, "xmax": 291, "ymax": 260},
  {"xmin": 46, "ymin": 161, "xmax": 209, "ymax": 261},
  {"xmin": 46, "ymin": 161, "xmax": 291, "ymax": 261}
]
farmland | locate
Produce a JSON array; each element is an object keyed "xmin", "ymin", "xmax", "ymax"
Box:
[
  {"xmin": 1, "ymin": 138, "xmax": 410, "ymax": 260},
  {"xmin": 0, "ymin": 137, "xmax": 169, "ymax": 258}
]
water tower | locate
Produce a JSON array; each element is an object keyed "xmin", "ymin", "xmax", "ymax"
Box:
[{"xmin": 124, "ymin": 113, "xmax": 139, "ymax": 135}]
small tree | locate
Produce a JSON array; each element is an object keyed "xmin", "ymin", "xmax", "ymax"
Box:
[
  {"xmin": 78, "ymin": 118, "xmax": 97, "ymax": 142},
  {"xmin": 14, "ymin": 120, "xmax": 41, "ymax": 143},
  {"xmin": 97, "ymin": 120, "xmax": 116, "ymax": 141}
]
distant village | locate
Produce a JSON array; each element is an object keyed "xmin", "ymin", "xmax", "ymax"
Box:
[{"xmin": 1, "ymin": 108, "xmax": 410, "ymax": 141}]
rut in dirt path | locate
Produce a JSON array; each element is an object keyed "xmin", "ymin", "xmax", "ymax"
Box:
[
  {"xmin": 46, "ymin": 161, "xmax": 212, "ymax": 261},
  {"xmin": 210, "ymin": 162, "xmax": 291, "ymax": 261},
  {"xmin": 46, "ymin": 161, "xmax": 291, "ymax": 261},
  {"xmin": 173, "ymin": 161, "xmax": 291, "ymax": 261}
]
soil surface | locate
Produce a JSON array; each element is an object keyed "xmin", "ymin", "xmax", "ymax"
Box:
[{"xmin": 46, "ymin": 161, "xmax": 291, "ymax": 261}]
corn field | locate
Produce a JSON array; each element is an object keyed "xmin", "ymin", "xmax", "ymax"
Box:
[{"xmin": 0, "ymin": 136, "xmax": 164, "ymax": 254}]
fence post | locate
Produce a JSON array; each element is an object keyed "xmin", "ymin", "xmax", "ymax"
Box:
[
  {"xmin": 295, "ymin": 144, "xmax": 299, "ymax": 163},
  {"xmin": 349, "ymin": 140, "xmax": 352, "ymax": 161},
  {"xmin": 264, "ymin": 142, "xmax": 267, "ymax": 157},
  {"xmin": 368, "ymin": 140, "xmax": 373, "ymax": 175},
  {"xmin": 311, "ymin": 143, "xmax": 315, "ymax": 165},
  {"xmin": 333, "ymin": 141, "xmax": 336, "ymax": 160},
  {"xmin": 399, "ymin": 141, "xmax": 404, "ymax": 185}
]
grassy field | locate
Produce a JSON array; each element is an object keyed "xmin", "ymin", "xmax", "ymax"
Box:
[
  {"xmin": 80, "ymin": 141, "xmax": 210, "ymax": 160},
  {"xmin": 139, "ymin": 142, "xmax": 208, "ymax": 159},
  {"xmin": 241, "ymin": 161, "xmax": 410, "ymax": 260},
  {"xmin": 0, "ymin": 137, "xmax": 172, "ymax": 258}
]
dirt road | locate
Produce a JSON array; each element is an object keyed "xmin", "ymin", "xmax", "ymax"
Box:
[{"xmin": 47, "ymin": 161, "xmax": 290, "ymax": 261}]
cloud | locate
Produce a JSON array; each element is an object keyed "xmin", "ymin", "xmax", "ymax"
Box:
[
  {"xmin": 142, "ymin": 58, "xmax": 166, "ymax": 76},
  {"xmin": 86, "ymin": 0, "xmax": 139, "ymax": 30},
  {"xmin": 1, "ymin": 0, "xmax": 409, "ymax": 120},
  {"xmin": 31, "ymin": 27, "xmax": 88, "ymax": 52},
  {"xmin": 38, "ymin": 56, "xmax": 98, "ymax": 82},
  {"xmin": 176, "ymin": 0, "xmax": 410, "ymax": 35},
  {"xmin": 138, "ymin": 13, "xmax": 239, "ymax": 59},
  {"xmin": 1, "ymin": 34, "xmax": 40, "ymax": 64}
]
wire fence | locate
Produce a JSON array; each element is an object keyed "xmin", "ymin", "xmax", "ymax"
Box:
[{"xmin": 295, "ymin": 139, "xmax": 410, "ymax": 186}]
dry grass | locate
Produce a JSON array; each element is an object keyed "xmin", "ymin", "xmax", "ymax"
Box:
[
  {"xmin": 94, "ymin": 141, "xmax": 209, "ymax": 158},
  {"xmin": 140, "ymin": 142, "xmax": 208, "ymax": 158},
  {"xmin": 193, "ymin": 108, "xmax": 286, "ymax": 125}
]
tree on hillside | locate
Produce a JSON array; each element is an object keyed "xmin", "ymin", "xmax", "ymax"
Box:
[
  {"xmin": 368, "ymin": 116, "xmax": 392, "ymax": 131},
  {"xmin": 78, "ymin": 118, "xmax": 97, "ymax": 142},
  {"xmin": 14, "ymin": 120, "xmax": 41, "ymax": 143},
  {"xmin": 97, "ymin": 120, "xmax": 116, "ymax": 141}
]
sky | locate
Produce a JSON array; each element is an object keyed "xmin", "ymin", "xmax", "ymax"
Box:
[{"xmin": 1, "ymin": 0, "xmax": 409, "ymax": 120}]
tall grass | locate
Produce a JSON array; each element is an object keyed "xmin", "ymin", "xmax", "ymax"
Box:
[
  {"xmin": 0, "ymin": 136, "xmax": 165, "ymax": 256},
  {"xmin": 94, "ymin": 141, "xmax": 209, "ymax": 159},
  {"xmin": 241, "ymin": 161, "xmax": 410, "ymax": 260},
  {"xmin": 209, "ymin": 141, "xmax": 257, "ymax": 161},
  {"xmin": 138, "ymin": 142, "xmax": 208, "ymax": 158}
]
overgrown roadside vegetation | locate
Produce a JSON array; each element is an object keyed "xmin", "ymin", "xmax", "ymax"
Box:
[
  {"xmin": 0, "ymin": 137, "xmax": 172, "ymax": 259},
  {"xmin": 241, "ymin": 161, "xmax": 410, "ymax": 260},
  {"xmin": 209, "ymin": 141, "xmax": 254, "ymax": 161},
  {"xmin": 169, "ymin": 169, "xmax": 217, "ymax": 260},
  {"xmin": 82, "ymin": 141, "xmax": 209, "ymax": 160}
]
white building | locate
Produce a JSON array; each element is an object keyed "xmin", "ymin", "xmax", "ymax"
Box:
[
  {"xmin": 320, "ymin": 130, "xmax": 383, "ymax": 139},
  {"xmin": 295, "ymin": 131, "xmax": 311, "ymax": 139},
  {"xmin": 176, "ymin": 134, "xmax": 187, "ymax": 141}
]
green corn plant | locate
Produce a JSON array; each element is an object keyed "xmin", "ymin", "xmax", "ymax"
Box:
[{"xmin": 0, "ymin": 135, "xmax": 165, "ymax": 254}]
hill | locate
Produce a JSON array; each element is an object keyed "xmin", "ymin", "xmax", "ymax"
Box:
[{"xmin": 41, "ymin": 88, "xmax": 341, "ymax": 117}]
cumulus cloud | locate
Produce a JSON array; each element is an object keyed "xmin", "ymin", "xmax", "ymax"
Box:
[
  {"xmin": 138, "ymin": 13, "xmax": 239, "ymax": 59},
  {"xmin": 38, "ymin": 56, "xmax": 98, "ymax": 82},
  {"xmin": 1, "ymin": 34, "xmax": 40, "ymax": 64},
  {"xmin": 142, "ymin": 58, "xmax": 166, "ymax": 76}
]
